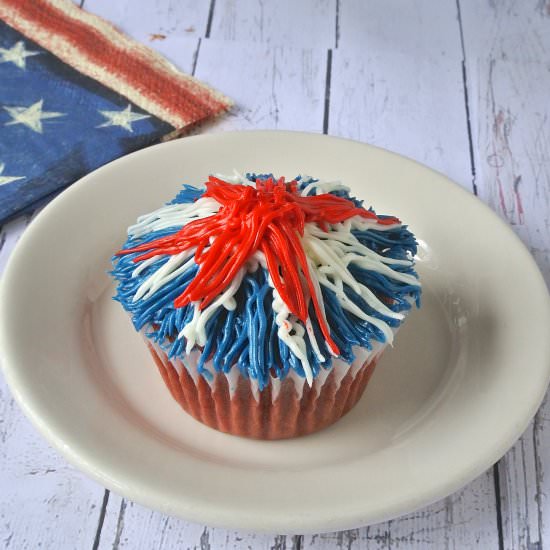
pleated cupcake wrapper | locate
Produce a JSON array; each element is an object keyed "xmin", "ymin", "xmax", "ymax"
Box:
[{"xmin": 144, "ymin": 334, "xmax": 391, "ymax": 440}]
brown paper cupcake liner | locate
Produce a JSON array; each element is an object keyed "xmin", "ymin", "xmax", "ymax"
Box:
[{"xmin": 146, "ymin": 340, "xmax": 381, "ymax": 440}]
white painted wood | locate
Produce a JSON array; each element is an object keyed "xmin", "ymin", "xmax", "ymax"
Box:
[
  {"xmin": 461, "ymin": 0, "xmax": 550, "ymax": 284},
  {"xmin": 460, "ymin": 0, "xmax": 550, "ymax": 64},
  {"xmin": 97, "ymin": 494, "xmax": 301, "ymax": 549},
  {"xmin": 328, "ymin": 49, "xmax": 472, "ymax": 189},
  {"xmin": 1, "ymin": 215, "xmax": 107, "ymax": 550},
  {"xmin": 211, "ymin": 0, "xmax": 337, "ymax": 49},
  {"xmin": 496, "ymin": 429, "xmax": 542, "ymax": 550},
  {"xmin": 82, "ymin": 0, "xmax": 203, "ymax": 72},
  {"xmin": 0, "ymin": 354, "xmax": 104, "ymax": 549},
  {"xmin": 193, "ymin": 39, "xmax": 327, "ymax": 133},
  {"xmin": 459, "ymin": 2, "xmax": 550, "ymax": 549},
  {"xmin": 334, "ymin": 0, "xmax": 470, "ymax": 189},
  {"xmin": 83, "ymin": 0, "xmax": 210, "ymax": 39},
  {"xmin": 0, "ymin": 216, "xmax": 30, "ymax": 274},
  {"xmin": 338, "ymin": 0, "xmax": 461, "ymax": 56},
  {"xmin": 303, "ymin": 471, "xmax": 500, "ymax": 549},
  {"xmin": 536, "ymin": 391, "xmax": 550, "ymax": 549}
]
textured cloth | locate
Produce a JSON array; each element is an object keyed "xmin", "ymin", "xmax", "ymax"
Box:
[{"xmin": 0, "ymin": 0, "xmax": 231, "ymax": 224}]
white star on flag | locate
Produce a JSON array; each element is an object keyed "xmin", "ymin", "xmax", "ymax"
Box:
[
  {"xmin": 4, "ymin": 99, "xmax": 65, "ymax": 133},
  {"xmin": 0, "ymin": 162, "xmax": 24, "ymax": 186},
  {"xmin": 0, "ymin": 41, "xmax": 41, "ymax": 69},
  {"xmin": 97, "ymin": 104, "xmax": 150, "ymax": 132}
]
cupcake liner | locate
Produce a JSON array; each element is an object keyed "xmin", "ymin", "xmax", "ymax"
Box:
[{"xmin": 146, "ymin": 337, "xmax": 386, "ymax": 440}]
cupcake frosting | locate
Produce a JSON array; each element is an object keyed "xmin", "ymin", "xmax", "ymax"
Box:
[{"xmin": 112, "ymin": 173, "xmax": 421, "ymax": 389}]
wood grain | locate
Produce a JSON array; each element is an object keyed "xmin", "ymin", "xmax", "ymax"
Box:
[
  {"xmin": 461, "ymin": 2, "xmax": 550, "ymax": 285},
  {"xmin": 193, "ymin": 39, "xmax": 327, "ymax": 133},
  {"xmin": 211, "ymin": 0, "xmax": 337, "ymax": 48},
  {"xmin": 303, "ymin": 472, "xmax": 499, "ymax": 549},
  {"xmin": 96, "ymin": 494, "xmax": 302, "ymax": 550},
  {"xmin": 334, "ymin": 0, "xmax": 470, "ymax": 188},
  {"xmin": 0, "ymin": 373, "xmax": 105, "ymax": 549},
  {"xmin": 0, "ymin": 216, "xmax": 30, "ymax": 274},
  {"xmin": 337, "ymin": 0, "xmax": 461, "ymax": 55},
  {"xmin": 459, "ymin": 2, "xmax": 550, "ymax": 549},
  {"xmin": 0, "ymin": 211, "xmax": 108, "ymax": 550},
  {"xmin": 74, "ymin": 9, "xmax": 326, "ymax": 549},
  {"xmin": 328, "ymin": 49, "xmax": 471, "ymax": 189},
  {"xmin": 536, "ymin": 392, "xmax": 550, "ymax": 549}
]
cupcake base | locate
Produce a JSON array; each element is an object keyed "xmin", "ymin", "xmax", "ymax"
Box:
[{"xmin": 147, "ymin": 342, "xmax": 379, "ymax": 440}]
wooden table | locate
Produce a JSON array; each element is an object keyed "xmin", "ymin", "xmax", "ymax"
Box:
[{"xmin": 1, "ymin": 1, "xmax": 549, "ymax": 548}]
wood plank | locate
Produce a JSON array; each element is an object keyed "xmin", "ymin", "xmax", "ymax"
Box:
[
  {"xmin": 0, "ymin": 359, "xmax": 105, "ymax": 549},
  {"xmin": 328, "ymin": 48, "xmax": 472, "ymax": 189},
  {"xmin": 303, "ymin": 471, "xmax": 499, "ymax": 549},
  {"xmin": 83, "ymin": 0, "xmax": 210, "ymax": 39},
  {"xmin": 210, "ymin": 0, "xmax": 337, "ymax": 49},
  {"xmin": 495, "ymin": 429, "xmax": 541, "ymax": 550},
  {"xmin": 97, "ymin": 494, "xmax": 302, "ymax": 550},
  {"xmin": 0, "ymin": 216, "xmax": 30, "ymax": 274},
  {"xmin": 461, "ymin": 1, "xmax": 550, "ymax": 284},
  {"xmin": 1, "ymin": 213, "xmax": 107, "ymax": 550},
  {"xmin": 460, "ymin": 0, "xmax": 550, "ymax": 63},
  {"xmin": 6, "ymin": 0, "xmax": 544, "ymax": 548},
  {"xmin": 460, "ymin": 2, "xmax": 550, "ymax": 549},
  {"xmin": 82, "ymin": 0, "xmax": 203, "ymax": 72},
  {"xmin": 193, "ymin": 39, "xmax": 327, "ymax": 132}
]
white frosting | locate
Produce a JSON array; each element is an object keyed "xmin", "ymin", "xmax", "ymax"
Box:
[
  {"xmin": 301, "ymin": 221, "xmax": 419, "ymax": 345},
  {"xmin": 128, "ymin": 195, "xmax": 220, "ymax": 239},
  {"xmin": 180, "ymin": 267, "xmax": 245, "ymax": 352}
]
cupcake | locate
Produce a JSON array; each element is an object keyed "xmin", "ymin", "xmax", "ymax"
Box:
[{"xmin": 112, "ymin": 172, "xmax": 421, "ymax": 439}]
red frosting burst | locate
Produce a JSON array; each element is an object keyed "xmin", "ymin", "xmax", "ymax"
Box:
[{"xmin": 118, "ymin": 176, "xmax": 400, "ymax": 355}]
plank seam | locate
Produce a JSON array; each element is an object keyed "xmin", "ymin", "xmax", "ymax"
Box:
[
  {"xmin": 112, "ymin": 498, "xmax": 128, "ymax": 550},
  {"xmin": 493, "ymin": 463, "xmax": 505, "ymax": 550},
  {"xmin": 205, "ymin": 0, "xmax": 216, "ymax": 38},
  {"xmin": 91, "ymin": 489, "xmax": 110, "ymax": 550},
  {"xmin": 455, "ymin": 0, "xmax": 478, "ymax": 196},
  {"xmin": 335, "ymin": 0, "xmax": 340, "ymax": 49},
  {"xmin": 533, "ymin": 410, "xmax": 544, "ymax": 549},
  {"xmin": 457, "ymin": 5, "xmax": 507, "ymax": 548},
  {"xmin": 323, "ymin": 49, "xmax": 332, "ymax": 134},
  {"xmin": 192, "ymin": 37, "xmax": 202, "ymax": 76}
]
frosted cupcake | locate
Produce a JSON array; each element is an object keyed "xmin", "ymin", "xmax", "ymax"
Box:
[{"xmin": 112, "ymin": 173, "xmax": 421, "ymax": 439}]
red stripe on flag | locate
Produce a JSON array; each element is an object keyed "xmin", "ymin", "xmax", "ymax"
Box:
[{"xmin": 0, "ymin": 0, "xmax": 232, "ymax": 129}]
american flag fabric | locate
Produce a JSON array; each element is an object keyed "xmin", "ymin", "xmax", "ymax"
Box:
[{"xmin": 0, "ymin": 0, "xmax": 232, "ymax": 224}]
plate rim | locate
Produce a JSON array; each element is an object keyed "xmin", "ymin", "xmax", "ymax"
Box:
[{"xmin": 1, "ymin": 130, "xmax": 550, "ymax": 533}]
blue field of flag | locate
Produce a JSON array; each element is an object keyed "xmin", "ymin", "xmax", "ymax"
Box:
[{"xmin": 0, "ymin": 19, "xmax": 173, "ymax": 224}]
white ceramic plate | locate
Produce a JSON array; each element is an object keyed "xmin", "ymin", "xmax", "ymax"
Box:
[{"xmin": 1, "ymin": 131, "xmax": 549, "ymax": 534}]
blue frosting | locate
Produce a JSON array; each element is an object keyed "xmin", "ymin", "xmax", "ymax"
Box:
[{"xmin": 112, "ymin": 175, "xmax": 421, "ymax": 389}]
